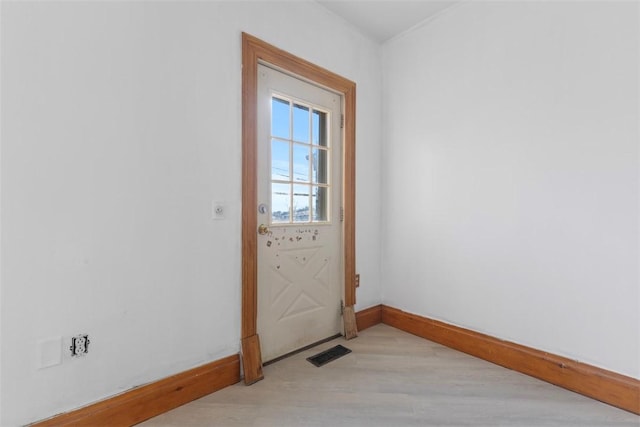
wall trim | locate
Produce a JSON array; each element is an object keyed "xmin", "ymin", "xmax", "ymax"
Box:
[
  {"xmin": 381, "ymin": 305, "xmax": 640, "ymax": 415},
  {"xmin": 31, "ymin": 354, "xmax": 241, "ymax": 426},
  {"xmin": 356, "ymin": 304, "xmax": 383, "ymax": 331},
  {"xmin": 241, "ymin": 32, "xmax": 357, "ymax": 384},
  {"xmin": 30, "ymin": 306, "xmax": 638, "ymax": 424}
]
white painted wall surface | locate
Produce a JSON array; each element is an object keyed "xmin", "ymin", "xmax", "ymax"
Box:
[
  {"xmin": 382, "ymin": 1, "xmax": 639, "ymax": 379},
  {"xmin": 0, "ymin": 2, "xmax": 382, "ymax": 425}
]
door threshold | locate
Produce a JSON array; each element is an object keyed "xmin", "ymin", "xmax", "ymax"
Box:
[{"xmin": 262, "ymin": 334, "xmax": 342, "ymax": 366}]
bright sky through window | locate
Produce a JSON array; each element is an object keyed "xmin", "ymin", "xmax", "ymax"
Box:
[{"xmin": 270, "ymin": 96, "xmax": 330, "ymax": 223}]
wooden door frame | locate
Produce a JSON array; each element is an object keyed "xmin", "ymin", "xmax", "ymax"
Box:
[{"xmin": 241, "ymin": 33, "xmax": 356, "ymax": 384}]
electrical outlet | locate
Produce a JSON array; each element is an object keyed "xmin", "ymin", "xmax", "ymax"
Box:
[
  {"xmin": 355, "ymin": 273, "xmax": 360, "ymax": 287},
  {"xmin": 70, "ymin": 334, "xmax": 90, "ymax": 357}
]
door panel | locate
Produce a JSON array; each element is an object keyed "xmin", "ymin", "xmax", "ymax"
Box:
[{"xmin": 257, "ymin": 64, "xmax": 343, "ymax": 363}]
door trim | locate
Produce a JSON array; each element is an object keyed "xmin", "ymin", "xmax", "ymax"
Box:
[{"xmin": 241, "ymin": 33, "xmax": 356, "ymax": 384}]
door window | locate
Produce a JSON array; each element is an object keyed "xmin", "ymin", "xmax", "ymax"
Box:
[{"xmin": 270, "ymin": 95, "xmax": 331, "ymax": 224}]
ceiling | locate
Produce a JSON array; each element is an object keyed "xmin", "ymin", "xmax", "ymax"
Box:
[{"xmin": 316, "ymin": 1, "xmax": 461, "ymax": 43}]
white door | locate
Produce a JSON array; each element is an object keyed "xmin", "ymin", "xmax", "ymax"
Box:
[{"xmin": 256, "ymin": 64, "xmax": 343, "ymax": 363}]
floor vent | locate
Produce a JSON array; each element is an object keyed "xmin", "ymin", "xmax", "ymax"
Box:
[{"xmin": 307, "ymin": 345, "xmax": 352, "ymax": 367}]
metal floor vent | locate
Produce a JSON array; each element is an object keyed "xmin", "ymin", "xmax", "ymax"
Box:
[{"xmin": 306, "ymin": 344, "xmax": 352, "ymax": 367}]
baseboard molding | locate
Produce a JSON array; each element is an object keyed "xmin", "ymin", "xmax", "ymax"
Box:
[
  {"xmin": 356, "ymin": 304, "xmax": 383, "ymax": 331},
  {"xmin": 32, "ymin": 354, "xmax": 241, "ymax": 426},
  {"xmin": 241, "ymin": 334, "xmax": 264, "ymax": 385},
  {"xmin": 381, "ymin": 305, "xmax": 640, "ymax": 415},
  {"xmin": 29, "ymin": 306, "xmax": 639, "ymax": 424}
]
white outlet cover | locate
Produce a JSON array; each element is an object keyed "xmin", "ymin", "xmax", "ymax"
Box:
[
  {"xmin": 38, "ymin": 337, "xmax": 62, "ymax": 369},
  {"xmin": 212, "ymin": 201, "xmax": 226, "ymax": 220}
]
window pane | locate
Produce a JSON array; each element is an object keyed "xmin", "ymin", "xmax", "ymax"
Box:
[
  {"xmin": 312, "ymin": 148, "xmax": 328, "ymax": 184},
  {"xmin": 272, "ymin": 98, "xmax": 290, "ymax": 139},
  {"xmin": 271, "ymin": 183, "xmax": 290, "ymax": 223},
  {"xmin": 293, "ymin": 143, "xmax": 310, "ymax": 183},
  {"xmin": 293, "ymin": 104, "xmax": 310, "ymax": 143},
  {"xmin": 312, "ymin": 110, "xmax": 328, "ymax": 147},
  {"xmin": 312, "ymin": 186, "xmax": 329, "ymax": 222},
  {"xmin": 292, "ymin": 184, "xmax": 310, "ymax": 223},
  {"xmin": 271, "ymin": 139, "xmax": 290, "ymax": 181}
]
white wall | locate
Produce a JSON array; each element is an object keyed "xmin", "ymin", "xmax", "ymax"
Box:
[
  {"xmin": 382, "ymin": 1, "xmax": 639, "ymax": 379},
  {"xmin": 4, "ymin": 0, "xmax": 637, "ymax": 424},
  {"xmin": 0, "ymin": 2, "xmax": 383, "ymax": 425}
]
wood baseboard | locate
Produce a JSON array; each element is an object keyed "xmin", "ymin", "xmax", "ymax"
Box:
[
  {"xmin": 356, "ymin": 304, "xmax": 383, "ymax": 331},
  {"xmin": 29, "ymin": 306, "xmax": 639, "ymax": 424},
  {"xmin": 381, "ymin": 305, "xmax": 640, "ymax": 415},
  {"xmin": 241, "ymin": 334, "xmax": 264, "ymax": 385},
  {"xmin": 32, "ymin": 354, "xmax": 241, "ymax": 426}
]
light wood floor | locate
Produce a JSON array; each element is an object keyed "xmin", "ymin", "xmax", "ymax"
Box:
[{"xmin": 140, "ymin": 324, "xmax": 639, "ymax": 426}]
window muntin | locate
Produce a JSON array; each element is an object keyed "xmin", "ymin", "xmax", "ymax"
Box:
[{"xmin": 270, "ymin": 95, "xmax": 331, "ymax": 224}]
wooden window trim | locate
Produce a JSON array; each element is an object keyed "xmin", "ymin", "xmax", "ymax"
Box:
[{"xmin": 241, "ymin": 33, "xmax": 356, "ymax": 384}]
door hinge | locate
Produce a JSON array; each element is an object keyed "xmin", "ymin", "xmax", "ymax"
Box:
[
  {"xmin": 340, "ymin": 207, "xmax": 344, "ymax": 222},
  {"xmin": 340, "ymin": 114, "xmax": 344, "ymax": 129},
  {"xmin": 340, "ymin": 300, "xmax": 345, "ymax": 315}
]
